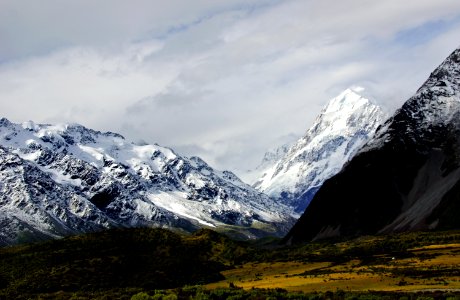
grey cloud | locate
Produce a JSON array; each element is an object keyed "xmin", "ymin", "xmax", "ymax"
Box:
[
  {"xmin": 0, "ymin": 0, "xmax": 275, "ymax": 61},
  {"xmin": 1, "ymin": 0, "xmax": 460, "ymax": 175}
]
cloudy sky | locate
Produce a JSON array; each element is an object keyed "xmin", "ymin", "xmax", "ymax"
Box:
[{"xmin": 1, "ymin": 0, "xmax": 460, "ymax": 177}]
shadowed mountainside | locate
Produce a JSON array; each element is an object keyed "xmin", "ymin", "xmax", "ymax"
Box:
[{"xmin": 284, "ymin": 47, "xmax": 460, "ymax": 244}]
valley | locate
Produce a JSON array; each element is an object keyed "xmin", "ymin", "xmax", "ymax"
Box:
[
  {"xmin": 2, "ymin": 2, "xmax": 460, "ymax": 299},
  {"xmin": 1, "ymin": 228, "xmax": 460, "ymax": 299}
]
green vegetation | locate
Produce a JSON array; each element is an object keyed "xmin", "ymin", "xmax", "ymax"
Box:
[
  {"xmin": 10, "ymin": 285, "xmax": 460, "ymax": 300},
  {"xmin": 1, "ymin": 228, "xmax": 460, "ymax": 299},
  {"xmin": 0, "ymin": 228, "xmax": 250, "ymax": 299}
]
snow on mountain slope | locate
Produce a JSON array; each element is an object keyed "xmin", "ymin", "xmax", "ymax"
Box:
[
  {"xmin": 242, "ymin": 142, "xmax": 293, "ymax": 185},
  {"xmin": 253, "ymin": 87, "xmax": 388, "ymax": 213},
  {"xmin": 284, "ymin": 47, "xmax": 460, "ymax": 244},
  {"xmin": 363, "ymin": 48, "xmax": 460, "ymax": 152},
  {"xmin": 0, "ymin": 118, "xmax": 295, "ymax": 245}
]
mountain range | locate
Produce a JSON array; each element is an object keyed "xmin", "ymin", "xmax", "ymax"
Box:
[
  {"xmin": 285, "ymin": 46, "xmax": 460, "ymax": 243},
  {"xmin": 0, "ymin": 119, "xmax": 295, "ymax": 245},
  {"xmin": 2, "ymin": 46, "xmax": 460, "ymax": 248}
]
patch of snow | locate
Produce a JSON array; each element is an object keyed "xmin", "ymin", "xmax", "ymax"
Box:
[
  {"xmin": 77, "ymin": 145, "xmax": 107, "ymax": 165},
  {"xmin": 46, "ymin": 168, "xmax": 83, "ymax": 187},
  {"xmin": 200, "ymin": 169, "xmax": 211, "ymax": 176},
  {"xmin": 148, "ymin": 192, "xmax": 216, "ymax": 227},
  {"xmin": 16, "ymin": 150, "xmax": 41, "ymax": 162},
  {"xmin": 134, "ymin": 199, "xmax": 156, "ymax": 220},
  {"xmin": 22, "ymin": 120, "xmax": 39, "ymax": 131}
]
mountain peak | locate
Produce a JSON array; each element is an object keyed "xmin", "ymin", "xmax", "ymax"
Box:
[
  {"xmin": 364, "ymin": 47, "xmax": 460, "ymax": 152},
  {"xmin": 253, "ymin": 88, "xmax": 388, "ymax": 213},
  {"xmin": 305, "ymin": 87, "xmax": 385, "ymax": 145},
  {"xmin": 405, "ymin": 47, "xmax": 460, "ymax": 126},
  {"xmin": 323, "ymin": 87, "xmax": 373, "ymax": 115},
  {"xmin": 0, "ymin": 118, "xmax": 13, "ymax": 130}
]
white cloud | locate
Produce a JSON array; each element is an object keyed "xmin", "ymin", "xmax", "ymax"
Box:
[
  {"xmin": 1, "ymin": 0, "xmax": 460, "ymax": 176},
  {"xmin": 0, "ymin": 43, "xmax": 177, "ymax": 124}
]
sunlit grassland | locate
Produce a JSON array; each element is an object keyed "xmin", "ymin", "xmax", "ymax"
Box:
[{"xmin": 206, "ymin": 241, "xmax": 460, "ymax": 293}]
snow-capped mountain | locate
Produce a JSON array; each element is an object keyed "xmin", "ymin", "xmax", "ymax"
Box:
[
  {"xmin": 242, "ymin": 142, "xmax": 292, "ymax": 186},
  {"xmin": 285, "ymin": 47, "xmax": 460, "ymax": 244},
  {"xmin": 253, "ymin": 87, "xmax": 388, "ymax": 212},
  {"xmin": 0, "ymin": 119, "xmax": 295, "ymax": 245}
]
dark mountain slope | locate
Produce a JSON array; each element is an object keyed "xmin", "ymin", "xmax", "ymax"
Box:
[{"xmin": 284, "ymin": 47, "xmax": 460, "ymax": 244}]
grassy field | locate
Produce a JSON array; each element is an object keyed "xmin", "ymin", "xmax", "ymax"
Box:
[
  {"xmin": 2, "ymin": 228, "xmax": 460, "ymax": 298},
  {"xmin": 207, "ymin": 238, "xmax": 460, "ymax": 293}
]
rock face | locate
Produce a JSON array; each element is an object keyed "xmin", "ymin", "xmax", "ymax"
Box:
[
  {"xmin": 252, "ymin": 88, "xmax": 387, "ymax": 213},
  {"xmin": 284, "ymin": 47, "xmax": 460, "ymax": 244},
  {"xmin": 0, "ymin": 119, "xmax": 295, "ymax": 245}
]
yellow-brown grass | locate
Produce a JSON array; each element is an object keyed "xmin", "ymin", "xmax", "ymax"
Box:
[{"xmin": 206, "ymin": 243, "xmax": 460, "ymax": 293}]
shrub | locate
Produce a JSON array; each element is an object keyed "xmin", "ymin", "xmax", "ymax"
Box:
[
  {"xmin": 162, "ymin": 294, "xmax": 178, "ymax": 300},
  {"xmin": 131, "ymin": 292, "xmax": 152, "ymax": 300}
]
